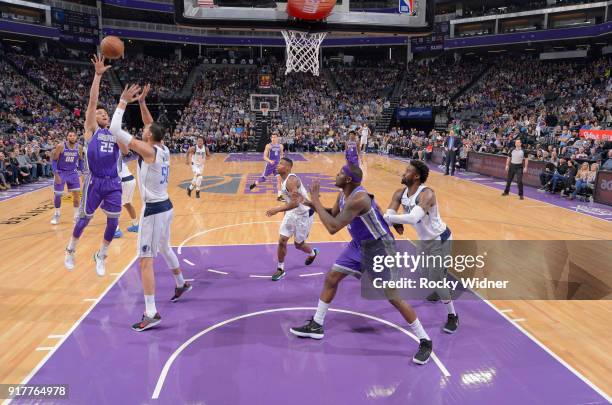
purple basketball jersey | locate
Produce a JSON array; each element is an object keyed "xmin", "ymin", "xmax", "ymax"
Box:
[
  {"xmin": 86, "ymin": 128, "xmax": 120, "ymax": 178},
  {"xmin": 345, "ymin": 141, "xmax": 359, "ymax": 165},
  {"xmin": 269, "ymin": 144, "xmax": 281, "ymax": 164},
  {"xmin": 339, "ymin": 186, "xmax": 392, "ymax": 243},
  {"xmin": 58, "ymin": 142, "xmax": 79, "ymax": 172}
]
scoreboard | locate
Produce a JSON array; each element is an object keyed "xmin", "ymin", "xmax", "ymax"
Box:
[{"xmin": 51, "ymin": 7, "xmax": 99, "ymax": 45}]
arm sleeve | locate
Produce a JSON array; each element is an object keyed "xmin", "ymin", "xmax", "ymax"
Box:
[
  {"xmin": 384, "ymin": 206, "xmax": 426, "ymax": 225},
  {"xmin": 110, "ymin": 106, "xmax": 134, "ymax": 145}
]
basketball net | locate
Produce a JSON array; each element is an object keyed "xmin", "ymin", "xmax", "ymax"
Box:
[
  {"xmin": 261, "ymin": 107, "xmax": 269, "ymax": 117},
  {"xmin": 282, "ymin": 30, "xmax": 327, "ymax": 76}
]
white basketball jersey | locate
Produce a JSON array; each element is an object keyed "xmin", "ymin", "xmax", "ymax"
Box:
[
  {"xmin": 281, "ymin": 173, "xmax": 309, "ymax": 216},
  {"xmin": 401, "ymin": 185, "xmax": 447, "ymax": 240},
  {"xmin": 192, "ymin": 145, "xmax": 206, "ymax": 166},
  {"xmin": 119, "ymin": 158, "xmax": 132, "ymax": 178},
  {"xmin": 138, "ymin": 144, "xmax": 170, "ymax": 203}
]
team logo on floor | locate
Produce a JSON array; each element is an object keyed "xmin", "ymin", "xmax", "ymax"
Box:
[
  {"xmin": 179, "ymin": 174, "xmax": 244, "ymax": 194},
  {"xmin": 178, "ymin": 173, "xmax": 337, "ymax": 195},
  {"xmin": 244, "ymin": 172, "xmax": 337, "ymax": 195}
]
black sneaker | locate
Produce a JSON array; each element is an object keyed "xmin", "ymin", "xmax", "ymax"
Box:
[
  {"xmin": 443, "ymin": 313, "xmax": 459, "ymax": 334},
  {"xmin": 305, "ymin": 248, "xmax": 319, "ymax": 266},
  {"xmin": 131, "ymin": 313, "xmax": 162, "ymax": 332},
  {"xmin": 187, "ymin": 187, "xmax": 192, "ymax": 197},
  {"xmin": 501, "ymin": 192, "xmax": 509, "ymax": 196},
  {"xmin": 271, "ymin": 268, "xmax": 285, "ymax": 281},
  {"xmin": 290, "ymin": 318, "xmax": 324, "ymax": 339},
  {"xmin": 519, "ymin": 195, "xmax": 524, "ymax": 200},
  {"xmin": 412, "ymin": 339, "xmax": 433, "ymax": 365},
  {"xmin": 277, "ymin": 195, "xmax": 284, "ymax": 201},
  {"xmin": 170, "ymin": 282, "xmax": 193, "ymax": 303},
  {"xmin": 196, "ymin": 190, "xmax": 201, "ymax": 199},
  {"xmin": 249, "ymin": 183, "xmax": 257, "ymax": 190},
  {"xmin": 426, "ymin": 291, "xmax": 440, "ymax": 302}
]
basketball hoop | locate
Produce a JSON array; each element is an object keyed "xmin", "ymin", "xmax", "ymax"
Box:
[{"xmin": 281, "ymin": 30, "xmax": 327, "ymax": 76}]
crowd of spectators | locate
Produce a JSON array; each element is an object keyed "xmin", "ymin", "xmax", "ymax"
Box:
[
  {"xmin": 114, "ymin": 56, "xmax": 196, "ymax": 100},
  {"xmin": 400, "ymin": 57, "xmax": 485, "ymax": 108}
]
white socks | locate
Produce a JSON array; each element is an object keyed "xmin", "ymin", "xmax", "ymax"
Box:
[
  {"xmin": 443, "ymin": 300, "xmax": 456, "ymax": 315},
  {"xmin": 308, "ymin": 250, "xmax": 316, "ymax": 257},
  {"xmin": 144, "ymin": 295, "xmax": 157, "ymax": 318},
  {"xmin": 132, "ymin": 219, "xmax": 138, "ymax": 226},
  {"xmin": 408, "ymin": 318, "xmax": 430, "ymax": 341},
  {"xmin": 99, "ymin": 243, "xmax": 109, "ymax": 258},
  {"xmin": 195, "ymin": 176, "xmax": 202, "ymax": 191},
  {"xmin": 55, "ymin": 208, "xmax": 61, "ymax": 216},
  {"xmin": 73, "ymin": 207, "xmax": 79, "ymax": 217},
  {"xmin": 277, "ymin": 262, "xmax": 285, "ymax": 270},
  {"xmin": 68, "ymin": 237, "xmax": 78, "ymax": 251},
  {"xmin": 313, "ymin": 299, "xmax": 330, "ymax": 325},
  {"xmin": 173, "ymin": 272, "xmax": 185, "ymax": 288}
]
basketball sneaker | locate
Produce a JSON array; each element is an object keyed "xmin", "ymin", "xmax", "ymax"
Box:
[
  {"xmin": 170, "ymin": 282, "xmax": 193, "ymax": 302},
  {"xmin": 113, "ymin": 229, "xmax": 123, "ymax": 239},
  {"xmin": 443, "ymin": 313, "xmax": 459, "ymax": 334},
  {"xmin": 64, "ymin": 248, "xmax": 75, "ymax": 270},
  {"xmin": 93, "ymin": 251, "xmax": 106, "ymax": 277},
  {"xmin": 276, "ymin": 195, "xmax": 283, "ymax": 202},
  {"xmin": 412, "ymin": 339, "xmax": 433, "ymax": 365},
  {"xmin": 305, "ymin": 248, "xmax": 319, "ymax": 265},
  {"xmin": 196, "ymin": 190, "xmax": 201, "ymax": 199},
  {"xmin": 127, "ymin": 224, "xmax": 139, "ymax": 233},
  {"xmin": 131, "ymin": 313, "xmax": 162, "ymax": 332},
  {"xmin": 249, "ymin": 183, "xmax": 256, "ymax": 190},
  {"xmin": 290, "ymin": 318, "xmax": 324, "ymax": 339},
  {"xmin": 50, "ymin": 213, "xmax": 60, "ymax": 225},
  {"xmin": 271, "ymin": 268, "xmax": 286, "ymax": 281},
  {"xmin": 187, "ymin": 187, "xmax": 192, "ymax": 197}
]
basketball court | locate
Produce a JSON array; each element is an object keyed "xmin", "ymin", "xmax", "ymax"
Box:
[{"xmin": 1, "ymin": 153, "xmax": 611, "ymax": 404}]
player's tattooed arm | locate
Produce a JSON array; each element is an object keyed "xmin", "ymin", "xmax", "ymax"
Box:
[{"xmin": 417, "ymin": 189, "xmax": 436, "ymax": 212}]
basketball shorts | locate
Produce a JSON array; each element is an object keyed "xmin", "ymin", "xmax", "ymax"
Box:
[
  {"xmin": 259, "ymin": 163, "xmax": 278, "ymax": 182},
  {"xmin": 137, "ymin": 200, "xmax": 174, "ymax": 260},
  {"xmin": 121, "ymin": 178, "xmax": 136, "ymax": 206},
  {"xmin": 360, "ymin": 136, "xmax": 368, "ymax": 146},
  {"xmin": 280, "ymin": 211, "xmax": 314, "ymax": 244},
  {"xmin": 80, "ymin": 174, "xmax": 122, "ymax": 218},
  {"xmin": 332, "ymin": 235, "xmax": 395, "ymax": 279},
  {"xmin": 192, "ymin": 163, "xmax": 203, "ymax": 176},
  {"xmin": 54, "ymin": 171, "xmax": 80, "ymax": 194}
]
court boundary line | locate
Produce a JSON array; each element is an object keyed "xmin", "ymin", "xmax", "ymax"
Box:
[
  {"xmin": 177, "ymin": 223, "xmax": 612, "ymax": 399},
  {"xmin": 4, "ymin": 255, "xmax": 139, "ymax": 405},
  {"xmin": 0, "ymin": 183, "xmax": 53, "ymax": 205},
  {"xmin": 481, "ymin": 298, "xmax": 611, "ymax": 401},
  {"xmin": 386, "ymin": 156, "xmax": 612, "ymax": 224},
  {"xmin": 150, "ymin": 306, "xmax": 451, "ymax": 399}
]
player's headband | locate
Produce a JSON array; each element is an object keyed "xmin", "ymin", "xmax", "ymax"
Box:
[{"xmin": 342, "ymin": 165, "xmax": 362, "ymax": 183}]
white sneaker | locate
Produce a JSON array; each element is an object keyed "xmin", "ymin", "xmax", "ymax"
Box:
[
  {"xmin": 73, "ymin": 215, "xmax": 79, "ymax": 224},
  {"xmin": 94, "ymin": 251, "xmax": 106, "ymax": 277},
  {"xmin": 64, "ymin": 249, "xmax": 75, "ymax": 270},
  {"xmin": 51, "ymin": 213, "xmax": 60, "ymax": 225}
]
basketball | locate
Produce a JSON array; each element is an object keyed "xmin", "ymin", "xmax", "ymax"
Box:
[
  {"xmin": 100, "ymin": 36, "xmax": 124, "ymax": 59},
  {"xmin": 286, "ymin": 0, "xmax": 337, "ymax": 21}
]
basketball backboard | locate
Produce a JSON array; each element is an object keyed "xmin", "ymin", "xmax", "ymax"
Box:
[{"xmin": 174, "ymin": 0, "xmax": 434, "ymax": 35}]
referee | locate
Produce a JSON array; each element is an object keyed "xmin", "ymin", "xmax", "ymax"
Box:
[{"xmin": 502, "ymin": 139, "xmax": 528, "ymax": 200}]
